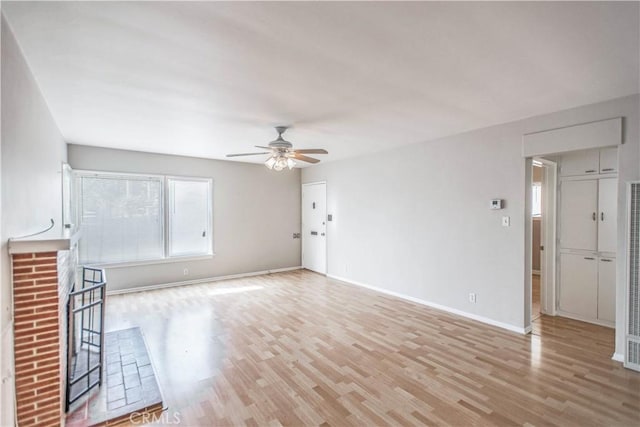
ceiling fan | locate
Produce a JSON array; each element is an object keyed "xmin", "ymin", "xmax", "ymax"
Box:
[{"xmin": 226, "ymin": 126, "xmax": 328, "ymax": 171}]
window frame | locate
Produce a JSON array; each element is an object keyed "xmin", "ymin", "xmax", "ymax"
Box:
[
  {"xmin": 75, "ymin": 169, "xmax": 214, "ymax": 268},
  {"xmin": 165, "ymin": 175, "xmax": 214, "ymax": 258}
]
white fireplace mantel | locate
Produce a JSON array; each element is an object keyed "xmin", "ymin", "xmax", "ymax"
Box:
[{"xmin": 8, "ymin": 228, "xmax": 81, "ymax": 254}]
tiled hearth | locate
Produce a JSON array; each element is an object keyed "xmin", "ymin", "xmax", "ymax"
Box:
[{"xmin": 66, "ymin": 328, "xmax": 164, "ymax": 426}]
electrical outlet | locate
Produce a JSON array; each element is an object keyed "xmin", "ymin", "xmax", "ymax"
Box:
[
  {"xmin": 501, "ymin": 216, "xmax": 510, "ymax": 227},
  {"xmin": 469, "ymin": 293, "xmax": 476, "ymax": 303},
  {"xmin": 183, "ymin": 268, "xmax": 189, "ymax": 276}
]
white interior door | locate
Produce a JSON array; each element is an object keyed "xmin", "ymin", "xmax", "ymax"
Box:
[
  {"xmin": 598, "ymin": 178, "xmax": 617, "ymax": 253},
  {"xmin": 559, "ymin": 179, "xmax": 598, "ymax": 250},
  {"xmin": 302, "ymin": 182, "xmax": 327, "ymax": 274}
]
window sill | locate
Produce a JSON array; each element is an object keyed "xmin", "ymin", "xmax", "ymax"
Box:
[{"xmin": 85, "ymin": 254, "xmax": 215, "ymax": 269}]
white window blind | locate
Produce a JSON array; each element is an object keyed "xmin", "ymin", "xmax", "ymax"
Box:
[
  {"xmin": 77, "ymin": 172, "xmax": 212, "ymax": 265},
  {"xmin": 79, "ymin": 175, "xmax": 164, "ymax": 264},
  {"xmin": 168, "ymin": 178, "xmax": 211, "ymax": 257}
]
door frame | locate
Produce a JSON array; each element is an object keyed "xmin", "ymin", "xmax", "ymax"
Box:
[
  {"xmin": 538, "ymin": 158, "xmax": 557, "ymax": 316},
  {"xmin": 301, "ymin": 181, "xmax": 327, "ymax": 275},
  {"xmin": 527, "ymin": 158, "xmax": 558, "ymax": 329}
]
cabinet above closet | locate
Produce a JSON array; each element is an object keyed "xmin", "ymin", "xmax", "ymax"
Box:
[{"xmin": 559, "ymin": 147, "xmax": 617, "ymax": 177}]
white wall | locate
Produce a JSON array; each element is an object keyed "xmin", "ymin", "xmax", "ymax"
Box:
[
  {"xmin": 1, "ymin": 14, "xmax": 68, "ymax": 427},
  {"xmin": 302, "ymin": 95, "xmax": 639, "ymax": 352},
  {"xmin": 68, "ymin": 145, "xmax": 301, "ymax": 291}
]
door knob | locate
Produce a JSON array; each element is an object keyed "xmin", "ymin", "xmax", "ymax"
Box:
[
  {"xmin": 601, "ymin": 212, "xmax": 604, "ymax": 221},
  {"xmin": 592, "ymin": 212, "xmax": 596, "ymax": 221}
]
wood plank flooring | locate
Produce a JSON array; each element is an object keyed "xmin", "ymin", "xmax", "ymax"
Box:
[
  {"xmin": 532, "ymin": 274, "xmax": 541, "ymax": 321},
  {"xmin": 103, "ymin": 270, "xmax": 640, "ymax": 426}
]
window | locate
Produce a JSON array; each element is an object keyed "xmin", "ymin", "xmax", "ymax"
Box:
[
  {"xmin": 168, "ymin": 178, "xmax": 211, "ymax": 257},
  {"xmin": 77, "ymin": 172, "xmax": 212, "ymax": 265},
  {"xmin": 532, "ymin": 183, "xmax": 542, "ymax": 217}
]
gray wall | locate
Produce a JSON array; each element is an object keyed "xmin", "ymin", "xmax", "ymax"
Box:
[
  {"xmin": 302, "ymin": 95, "xmax": 638, "ymax": 356},
  {"xmin": 68, "ymin": 145, "xmax": 301, "ymax": 291},
  {"xmin": 1, "ymin": 15, "xmax": 68, "ymax": 427}
]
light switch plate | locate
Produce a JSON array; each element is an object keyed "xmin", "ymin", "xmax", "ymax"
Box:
[{"xmin": 501, "ymin": 216, "xmax": 510, "ymax": 227}]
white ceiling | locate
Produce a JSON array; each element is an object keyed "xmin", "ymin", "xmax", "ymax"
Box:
[{"xmin": 3, "ymin": 1, "xmax": 639, "ymax": 166}]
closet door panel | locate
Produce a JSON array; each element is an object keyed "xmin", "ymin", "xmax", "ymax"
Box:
[
  {"xmin": 559, "ymin": 253, "xmax": 598, "ymax": 318},
  {"xmin": 560, "ymin": 179, "xmax": 598, "ymax": 251},
  {"xmin": 597, "ymin": 257, "xmax": 616, "ymax": 323},
  {"xmin": 598, "ymin": 178, "xmax": 618, "ymax": 253}
]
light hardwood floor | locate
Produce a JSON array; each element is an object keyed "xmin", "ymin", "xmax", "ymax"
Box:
[
  {"xmin": 104, "ymin": 270, "xmax": 640, "ymax": 426},
  {"xmin": 532, "ymin": 274, "xmax": 541, "ymax": 321}
]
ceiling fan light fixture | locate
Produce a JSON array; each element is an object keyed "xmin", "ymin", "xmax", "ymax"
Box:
[
  {"xmin": 272, "ymin": 155, "xmax": 289, "ymax": 171},
  {"xmin": 265, "ymin": 156, "xmax": 277, "ymax": 170},
  {"xmin": 228, "ymin": 126, "xmax": 327, "ymax": 170}
]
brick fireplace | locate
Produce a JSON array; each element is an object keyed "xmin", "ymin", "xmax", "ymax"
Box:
[{"xmin": 10, "ymin": 233, "xmax": 78, "ymax": 427}]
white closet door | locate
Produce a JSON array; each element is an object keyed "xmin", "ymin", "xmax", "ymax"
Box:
[
  {"xmin": 560, "ymin": 179, "xmax": 598, "ymax": 250},
  {"xmin": 559, "ymin": 253, "xmax": 598, "ymax": 318},
  {"xmin": 598, "ymin": 178, "xmax": 618, "ymax": 253},
  {"xmin": 597, "ymin": 257, "xmax": 616, "ymax": 323}
]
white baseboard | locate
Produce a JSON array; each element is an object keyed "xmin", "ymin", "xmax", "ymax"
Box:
[
  {"xmin": 611, "ymin": 352, "xmax": 624, "ymax": 362},
  {"xmin": 107, "ymin": 266, "xmax": 303, "ymax": 295},
  {"xmin": 555, "ymin": 310, "xmax": 615, "ymax": 329},
  {"xmin": 327, "ymin": 274, "xmax": 528, "ymax": 335}
]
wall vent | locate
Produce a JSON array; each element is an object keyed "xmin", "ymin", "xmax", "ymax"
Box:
[{"xmin": 626, "ymin": 182, "xmax": 640, "ymax": 371}]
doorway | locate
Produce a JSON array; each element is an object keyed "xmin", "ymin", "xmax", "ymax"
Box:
[
  {"xmin": 302, "ymin": 182, "xmax": 327, "ymax": 274},
  {"xmin": 532, "ymin": 161, "xmax": 543, "ymax": 320},
  {"xmin": 530, "ymin": 158, "xmax": 557, "ymax": 325}
]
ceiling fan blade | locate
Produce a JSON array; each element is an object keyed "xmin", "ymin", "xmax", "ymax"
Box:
[
  {"xmin": 254, "ymin": 145, "xmax": 272, "ymax": 150},
  {"xmin": 289, "ymin": 153, "xmax": 320, "ymax": 163},
  {"xmin": 293, "ymin": 149, "xmax": 328, "ymax": 154},
  {"xmin": 226, "ymin": 152, "xmax": 270, "ymax": 157}
]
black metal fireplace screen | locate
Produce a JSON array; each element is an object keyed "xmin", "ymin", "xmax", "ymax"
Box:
[{"xmin": 66, "ymin": 267, "xmax": 106, "ymax": 410}]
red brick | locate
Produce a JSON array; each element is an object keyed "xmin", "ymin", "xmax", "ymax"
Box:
[
  {"xmin": 34, "ymin": 330, "xmax": 59, "ymax": 341},
  {"xmin": 18, "ymin": 402, "xmax": 60, "ymax": 421},
  {"xmin": 34, "ymin": 303, "xmax": 59, "ymax": 313},
  {"xmin": 12, "ymin": 253, "xmax": 35, "ymax": 260},
  {"xmin": 35, "ymin": 295, "xmax": 59, "ymax": 304},
  {"xmin": 15, "ymin": 313, "xmax": 57, "ymax": 324},
  {"xmin": 14, "ymin": 306, "xmax": 36, "ymax": 315},
  {"xmin": 13, "ymin": 272, "xmax": 57, "ymax": 282},
  {"xmin": 14, "ymin": 287, "xmax": 57, "ymax": 297},
  {"xmin": 34, "ymin": 383, "xmax": 60, "ymax": 396},
  {"xmin": 35, "ymin": 252, "xmax": 57, "ymax": 258},
  {"xmin": 15, "ymin": 376, "xmax": 57, "ymax": 393},
  {"xmin": 17, "ymin": 362, "xmax": 61, "ymax": 379},
  {"xmin": 34, "ymin": 412, "xmax": 61, "ymax": 427},
  {"xmin": 14, "ymin": 294, "xmax": 36, "ymax": 304},
  {"xmin": 16, "ymin": 388, "xmax": 36, "ymax": 399},
  {"xmin": 13, "ymin": 258, "xmax": 57, "ymax": 267},
  {"xmin": 14, "ymin": 323, "xmax": 58, "ymax": 337},
  {"xmin": 13, "ymin": 266, "xmax": 34, "ymax": 274},
  {"xmin": 34, "ymin": 265, "xmax": 58, "ymax": 273},
  {"xmin": 15, "ymin": 348, "xmax": 59, "ymax": 366}
]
